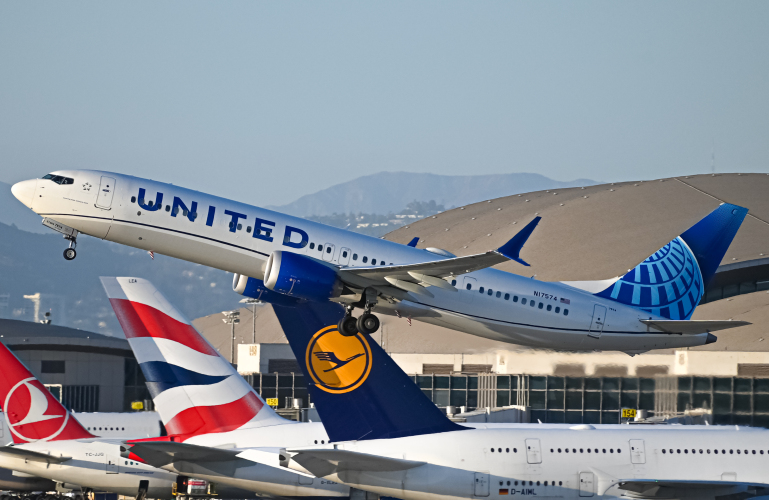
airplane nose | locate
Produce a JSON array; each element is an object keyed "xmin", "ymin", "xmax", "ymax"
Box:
[{"xmin": 11, "ymin": 179, "xmax": 37, "ymax": 209}]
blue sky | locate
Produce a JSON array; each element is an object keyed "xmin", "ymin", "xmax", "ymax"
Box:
[{"xmin": 1, "ymin": 1, "xmax": 767, "ymax": 206}]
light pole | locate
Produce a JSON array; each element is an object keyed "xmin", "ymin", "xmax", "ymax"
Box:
[
  {"xmin": 222, "ymin": 310, "xmax": 240, "ymax": 365},
  {"xmin": 239, "ymin": 298, "xmax": 262, "ymax": 344}
]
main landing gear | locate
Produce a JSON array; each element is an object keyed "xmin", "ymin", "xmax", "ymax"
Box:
[
  {"xmin": 338, "ymin": 288, "xmax": 381, "ymax": 336},
  {"xmin": 63, "ymin": 233, "xmax": 77, "ymax": 260}
]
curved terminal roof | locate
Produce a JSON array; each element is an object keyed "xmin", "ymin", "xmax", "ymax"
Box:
[{"xmin": 0, "ymin": 319, "xmax": 131, "ymax": 356}]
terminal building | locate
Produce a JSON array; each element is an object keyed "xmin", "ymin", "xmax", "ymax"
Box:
[{"xmin": 193, "ymin": 173, "xmax": 769, "ymax": 426}]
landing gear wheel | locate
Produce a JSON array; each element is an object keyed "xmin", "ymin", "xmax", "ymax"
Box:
[
  {"xmin": 356, "ymin": 313, "xmax": 380, "ymax": 335},
  {"xmin": 63, "ymin": 248, "xmax": 77, "ymax": 260},
  {"xmin": 338, "ymin": 315, "xmax": 359, "ymax": 336}
]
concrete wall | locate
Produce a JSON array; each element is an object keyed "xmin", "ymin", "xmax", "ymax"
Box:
[
  {"xmin": 13, "ymin": 350, "xmax": 125, "ymax": 412},
  {"xmin": 237, "ymin": 343, "xmax": 295, "ymax": 374}
]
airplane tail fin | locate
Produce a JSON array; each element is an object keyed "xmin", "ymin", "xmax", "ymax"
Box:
[
  {"xmin": 0, "ymin": 342, "xmax": 94, "ymax": 443},
  {"xmin": 100, "ymin": 277, "xmax": 287, "ymax": 440},
  {"xmin": 593, "ymin": 203, "xmax": 748, "ymax": 320},
  {"xmin": 271, "ymin": 299, "xmax": 464, "ymax": 442}
]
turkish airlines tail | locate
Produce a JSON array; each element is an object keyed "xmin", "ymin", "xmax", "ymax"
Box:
[
  {"xmin": 100, "ymin": 277, "xmax": 287, "ymax": 440},
  {"xmin": 0, "ymin": 342, "xmax": 94, "ymax": 443}
]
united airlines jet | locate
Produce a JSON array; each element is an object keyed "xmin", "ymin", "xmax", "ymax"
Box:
[{"xmin": 11, "ymin": 170, "xmax": 748, "ymax": 352}]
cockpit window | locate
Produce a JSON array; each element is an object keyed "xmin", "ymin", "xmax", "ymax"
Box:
[{"xmin": 42, "ymin": 174, "xmax": 74, "ymax": 185}]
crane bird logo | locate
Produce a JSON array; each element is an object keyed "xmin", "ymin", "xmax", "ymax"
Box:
[
  {"xmin": 4, "ymin": 378, "xmax": 69, "ymax": 442},
  {"xmin": 306, "ymin": 326, "xmax": 372, "ymax": 394}
]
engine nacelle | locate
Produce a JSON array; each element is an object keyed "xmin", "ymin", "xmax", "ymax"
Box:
[
  {"xmin": 232, "ymin": 274, "xmax": 302, "ymax": 307},
  {"xmin": 263, "ymin": 251, "xmax": 343, "ymax": 302}
]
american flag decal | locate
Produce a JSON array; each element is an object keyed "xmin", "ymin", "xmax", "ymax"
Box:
[
  {"xmin": 148, "ymin": 251, "xmax": 155, "ymax": 260},
  {"xmin": 560, "ymin": 297, "xmax": 570, "ymax": 304}
]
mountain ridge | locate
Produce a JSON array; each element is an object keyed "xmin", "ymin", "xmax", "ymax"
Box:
[{"xmin": 267, "ymin": 171, "xmax": 599, "ymax": 216}]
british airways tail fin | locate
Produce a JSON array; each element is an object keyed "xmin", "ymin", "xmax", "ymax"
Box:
[
  {"xmin": 593, "ymin": 203, "xmax": 748, "ymax": 320},
  {"xmin": 271, "ymin": 299, "xmax": 464, "ymax": 442},
  {"xmin": 101, "ymin": 277, "xmax": 287, "ymax": 440},
  {"xmin": 0, "ymin": 342, "xmax": 93, "ymax": 443}
]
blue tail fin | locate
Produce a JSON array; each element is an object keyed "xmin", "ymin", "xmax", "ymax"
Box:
[
  {"xmin": 595, "ymin": 203, "xmax": 748, "ymax": 320},
  {"xmin": 271, "ymin": 301, "xmax": 465, "ymax": 442}
]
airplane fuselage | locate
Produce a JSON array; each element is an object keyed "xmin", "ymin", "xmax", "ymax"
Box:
[{"xmin": 16, "ymin": 170, "xmax": 712, "ymax": 352}]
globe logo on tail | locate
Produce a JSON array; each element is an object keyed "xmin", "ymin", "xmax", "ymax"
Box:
[
  {"xmin": 4, "ymin": 378, "xmax": 69, "ymax": 442},
  {"xmin": 306, "ymin": 326, "xmax": 372, "ymax": 394}
]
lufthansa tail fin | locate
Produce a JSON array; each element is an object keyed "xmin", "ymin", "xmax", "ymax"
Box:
[
  {"xmin": 272, "ymin": 301, "xmax": 464, "ymax": 442},
  {"xmin": 594, "ymin": 203, "xmax": 748, "ymax": 320},
  {"xmin": 101, "ymin": 277, "xmax": 287, "ymax": 440},
  {"xmin": 0, "ymin": 342, "xmax": 94, "ymax": 443}
]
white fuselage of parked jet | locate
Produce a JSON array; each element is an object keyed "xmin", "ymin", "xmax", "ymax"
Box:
[
  {"xmin": 284, "ymin": 424, "xmax": 769, "ymax": 500},
  {"xmin": 12, "ymin": 170, "xmax": 712, "ymax": 352}
]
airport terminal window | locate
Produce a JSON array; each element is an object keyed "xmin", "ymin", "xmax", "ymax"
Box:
[{"xmin": 41, "ymin": 360, "xmax": 65, "ymax": 373}]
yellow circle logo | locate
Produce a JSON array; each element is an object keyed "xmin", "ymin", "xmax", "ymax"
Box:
[{"xmin": 306, "ymin": 326, "xmax": 372, "ymax": 394}]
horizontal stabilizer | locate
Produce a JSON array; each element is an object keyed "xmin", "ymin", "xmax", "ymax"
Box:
[
  {"xmin": 125, "ymin": 441, "xmax": 239, "ymax": 467},
  {"xmin": 640, "ymin": 319, "xmax": 750, "ymax": 334},
  {"xmin": 289, "ymin": 449, "xmax": 425, "ymax": 478},
  {"xmin": 0, "ymin": 447, "xmax": 71, "ymax": 464}
]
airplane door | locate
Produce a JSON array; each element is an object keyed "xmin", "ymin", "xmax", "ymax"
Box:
[
  {"xmin": 629, "ymin": 439, "xmax": 646, "ymax": 464},
  {"xmin": 525, "ymin": 438, "xmax": 542, "ymax": 464},
  {"xmin": 105, "ymin": 456, "xmax": 119, "ymax": 474},
  {"xmin": 322, "ymin": 243, "xmax": 336, "ymax": 262},
  {"xmin": 579, "ymin": 472, "xmax": 594, "ymax": 497},
  {"xmin": 339, "ymin": 247, "xmax": 351, "ymax": 266},
  {"xmin": 462, "ymin": 276, "xmax": 477, "ymax": 303},
  {"xmin": 95, "ymin": 176, "xmax": 116, "ymax": 209},
  {"xmin": 588, "ymin": 304, "xmax": 607, "ymax": 339},
  {"xmin": 473, "ymin": 472, "xmax": 490, "ymax": 497}
]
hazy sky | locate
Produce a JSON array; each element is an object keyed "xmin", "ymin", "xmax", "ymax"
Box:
[{"xmin": 1, "ymin": 2, "xmax": 767, "ymax": 206}]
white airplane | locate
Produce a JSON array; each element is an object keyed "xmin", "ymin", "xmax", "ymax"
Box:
[
  {"xmin": 114, "ymin": 278, "xmax": 769, "ymax": 500},
  {"xmin": 0, "ymin": 339, "xmax": 255, "ymax": 499},
  {"xmin": 12, "ymin": 170, "xmax": 749, "ymax": 353}
]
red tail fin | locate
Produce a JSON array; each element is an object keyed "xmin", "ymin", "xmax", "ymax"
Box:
[{"xmin": 0, "ymin": 342, "xmax": 94, "ymax": 443}]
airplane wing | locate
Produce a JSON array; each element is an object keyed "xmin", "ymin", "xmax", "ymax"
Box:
[
  {"xmin": 0, "ymin": 447, "xmax": 71, "ymax": 464},
  {"xmin": 611, "ymin": 479, "xmax": 768, "ymax": 498},
  {"xmin": 288, "ymin": 449, "xmax": 425, "ymax": 478},
  {"xmin": 338, "ymin": 217, "xmax": 540, "ymax": 295},
  {"xmin": 640, "ymin": 319, "xmax": 751, "ymax": 334},
  {"xmin": 125, "ymin": 441, "xmax": 240, "ymax": 467}
]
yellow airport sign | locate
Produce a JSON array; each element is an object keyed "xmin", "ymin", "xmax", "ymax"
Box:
[
  {"xmin": 621, "ymin": 408, "xmax": 636, "ymax": 419},
  {"xmin": 131, "ymin": 401, "xmax": 144, "ymax": 410},
  {"xmin": 266, "ymin": 398, "xmax": 279, "ymax": 407}
]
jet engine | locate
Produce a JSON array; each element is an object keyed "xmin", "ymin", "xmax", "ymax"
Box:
[
  {"xmin": 232, "ymin": 274, "xmax": 302, "ymax": 306},
  {"xmin": 262, "ymin": 251, "xmax": 343, "ymax": 302}
]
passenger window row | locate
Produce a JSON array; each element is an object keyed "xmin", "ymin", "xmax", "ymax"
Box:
[
  {"xmin": 461, "ymin": 282, "xmax": 570, "ymax": 316},
  {"xmin": 87, "ymin": 426, "xmax": 126, "ymax": 431},
  {"xmin": 308, "ymin": 243, "xmax": 391, "ymax": 266},
  {"xmin": 662, "ymin": 449, "xmax": 767, "ymax": 455},
  {"xmin": 550, "ymin": 447, "xmax": 620, "ymax": 454},
  {"xmin": 499, "ymin": 480, "xmax": 563, "ymax": 487},
  {"xmin": 490, "ymin": 447, "xmax": 517, "ymax": 453}
]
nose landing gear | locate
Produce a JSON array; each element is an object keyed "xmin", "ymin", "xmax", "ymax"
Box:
[
  {"xmin": 338, "ymin": 288, "xmax": 381, "ymax": 336},
  {"xmin": 63, "ymin": 234, "xmax": 77, "ymax": 261}
]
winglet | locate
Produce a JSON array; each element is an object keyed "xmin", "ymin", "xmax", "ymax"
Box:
[
  {"xmin": 496, "ymin": 216, "xmax": 541, "ymax": 266},
  {"xmin": 406, "ymin": 237, "xmax": 419, "ymax": 247}
]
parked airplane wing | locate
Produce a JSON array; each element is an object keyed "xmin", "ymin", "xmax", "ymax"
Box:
[
  {"xmin": 338, "ymin": 217, "xmax": 540, "ymax": 291},
  {"xmin": 612, "ymin": 478, "xmax": 768, "ymax": 498},
  {"xmin": 0, "ymin": 447, "xmax": 71, "ymax": 464},
  {"xmin": 125, "ymin": 441, "xmax": 240, "ymax": 467},
  {"xmin": 288, "ymin": 449, "xmax": 425, "ymax": 478},
  {"xmin": 640, "ymin": 319, "xmax": 750, "ymax": 334}
]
